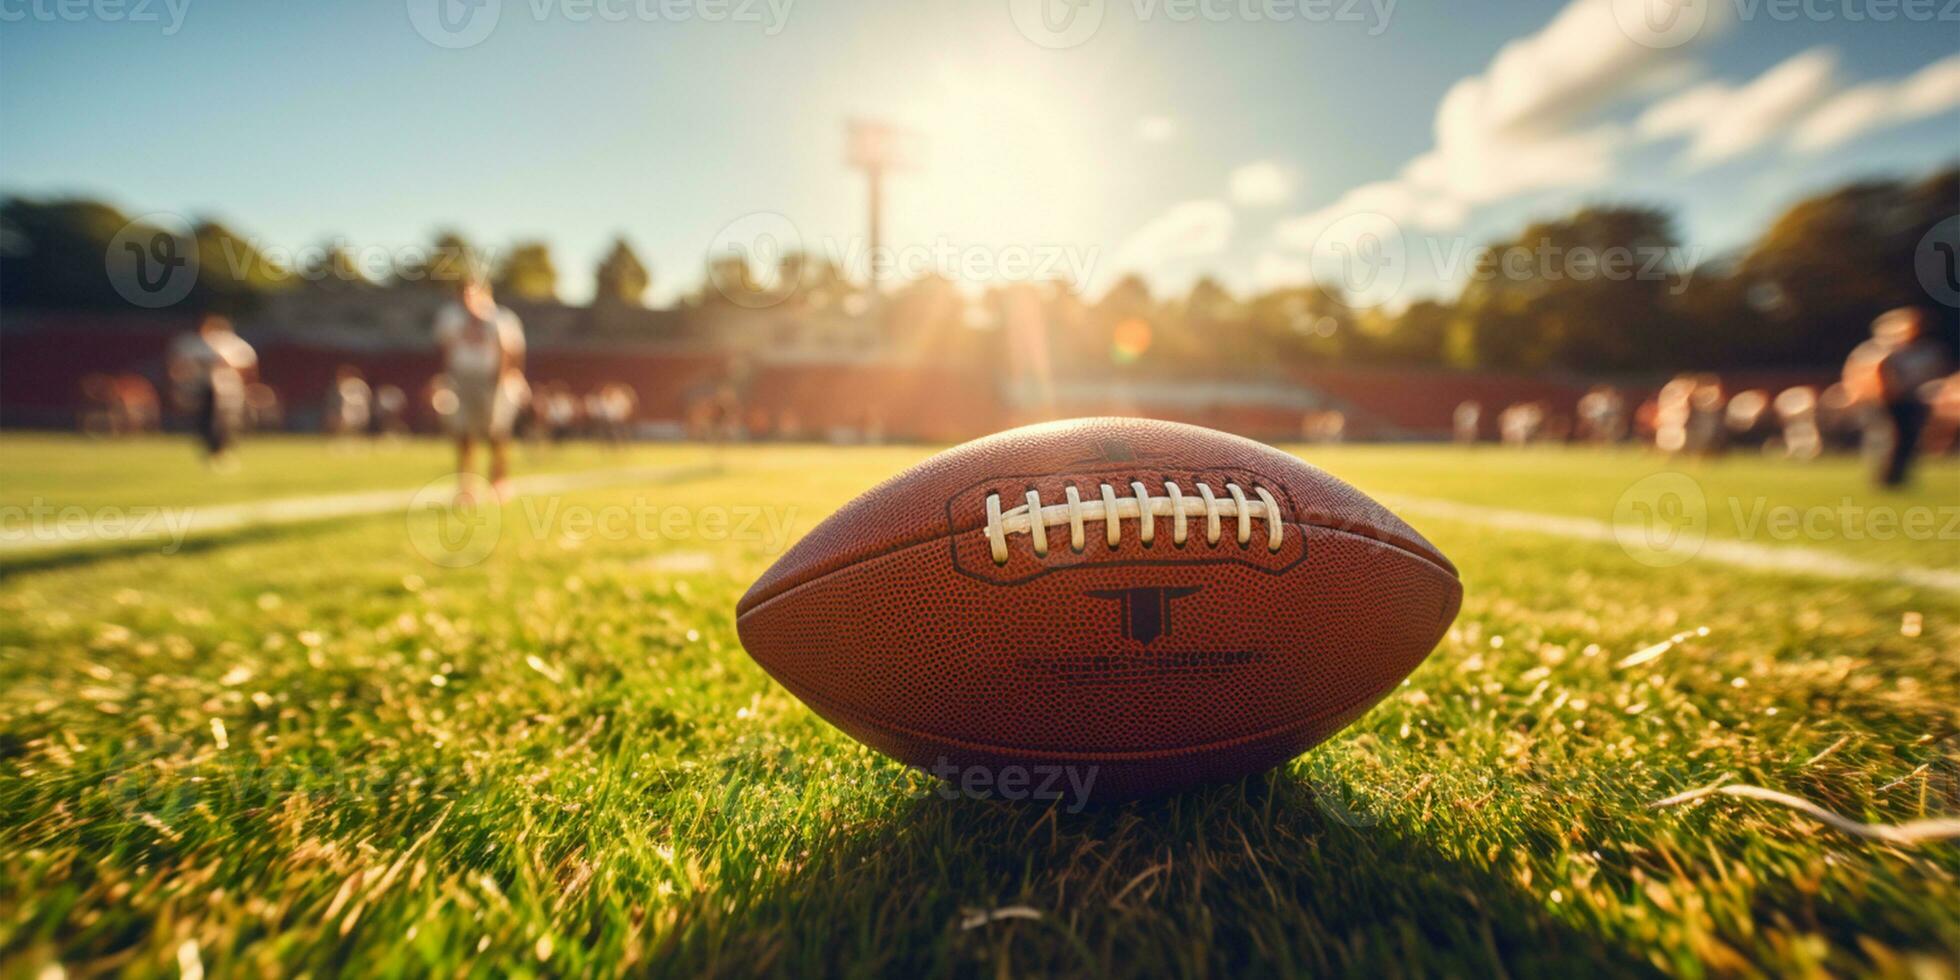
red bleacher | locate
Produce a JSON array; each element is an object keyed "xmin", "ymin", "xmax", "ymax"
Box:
[{"xmin": 6, "ymin": 311, "xmax": 1811, "ymax": 442}]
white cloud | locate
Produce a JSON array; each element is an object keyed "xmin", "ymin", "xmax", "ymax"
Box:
[
  {"xmin": 1275, "ymin": 0, "xmax": 1713, "ymax": 254},
  {"xmin": 1274, "ymin": 0, "xmax": 1723, "ymax": 258},
  {"xmin": 1635, "ymin": 82, "xmax": 1730, "ymax": 139},
  {"xmin": 1275, "ymin": 180, "xmax": 1468, "ymax": 251},
  {"xmin": 1637, "ymin": 48, "xmax": 1839, "ymax": 168},
  {"xmin": 1252, "ymin": 252, "xmax": 1312, "ymax": 291},
  {"xmin": 1637, "ymin": 50, "xmax": 1960, "ymax": 166},
  {"xmin": 1229, "ymin": 162, "xmax": 1295, "ymax": 207},
  {"xmin": 1790, "ymin": 53, "xmax": 1960, "ymax": 152},
  {"xmin": 1137, "ymin": 116, "xmax": 1177, "ymax": 143},
  {"xmin": 1108, "ymin": 199, "xmax": 1234, "ymax": 280},
  {"xmin": 1461, "ymin": 0, "xmax": 1703, "ymax": 136}
]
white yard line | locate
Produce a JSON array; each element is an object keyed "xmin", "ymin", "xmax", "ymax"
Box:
[
  {"xmin": 1379, "ymin": 495, "xmax": 1960, "ymax": 595},
  {"xmin": 6, "ymin": 473, "xmax": 1954, "ymax": 595},
  {"xmin": 0, "ymin": 465, "xmax": 701, "ymax": 554}
]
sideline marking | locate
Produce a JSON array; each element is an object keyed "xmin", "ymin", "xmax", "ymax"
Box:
[
  {"xmin": 0, "ymin": 465, "xmax": 703, "ymax": 555},
  {"xmin": 1380, "ymin": 494, "xmax": 1960, "ymax": 595},
  {"xmin": 6, "ymin": 474, "xmax": 1954, "ymax": 595}
]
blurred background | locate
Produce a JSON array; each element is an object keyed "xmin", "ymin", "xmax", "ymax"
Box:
[{"xmin": 1, "ymin": 0, "xmax": 1955, "ymax": 450}]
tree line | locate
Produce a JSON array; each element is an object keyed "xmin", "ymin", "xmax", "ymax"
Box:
[{"xmin": 1, "ymin": 164, "xmax": 1952, "ymax": 373}]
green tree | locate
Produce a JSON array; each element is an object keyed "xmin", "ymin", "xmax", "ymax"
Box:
[
  {"xmin": 0, "ymin": 197, "xmax": 290, "ymax": 314},
  {"xmin": 594, "ymin": 237, "xmax": 650, "ymax": 306},
  {"xmin": 298, "ymin": 239, "xmax": 374, "ymax": 288},
  {"xmin": 192, "ymin": 219, "xmax": 290, "ymax": 312},
  {"xmin": 1732, "ymin": 167, "xmax": 1958, "ymax": 361},
  {"xmin": 1372, "ymin": 299, "xmax": 1453, "ymax": 364},
  {"xmin": 1160, "ymin": 277, "xmax": 1240, "ymax": 370},
  {"xmin": 1246, "ymin": 284, "xmax": 1355, "ymax": 365},
  {"xmin": 0, "ymin": 196, "xmax": 136, "ymax": 309},
  {"xmin": 494, "ymin": 241, "xmax": 558, "ymax": 302},
  {"xmin": 1454, "ymin": 205, "xmax": 1681, "ymax": 371},
  {"xmin": 396, "ymin": 230, "xmax": 479, "ymax": 288}
]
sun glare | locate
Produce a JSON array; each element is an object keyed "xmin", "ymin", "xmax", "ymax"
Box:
[{"xmin": 884, "ymin": 64, "xmax": 1103, "ymax": 285}]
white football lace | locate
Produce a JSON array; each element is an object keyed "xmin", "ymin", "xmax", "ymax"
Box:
[{"xmin": 984, "ymin": 481, "xmax": 1283, "ymax": 565}]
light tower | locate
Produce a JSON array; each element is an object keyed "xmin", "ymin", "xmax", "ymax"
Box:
[{"xmin": 845, "ymin": 119, "xmax": 918, "ymax": 294}]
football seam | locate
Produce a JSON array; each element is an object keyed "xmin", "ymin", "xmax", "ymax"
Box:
[
  {"xmin": 735, "ymin": 527, "xmax": 1462, "ymax": 758},
  {"xmin": 738, "ymin": 517, "xmax": 1458, "ymax": 616}
]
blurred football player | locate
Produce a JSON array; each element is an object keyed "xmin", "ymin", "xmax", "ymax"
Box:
[
  {"xmin": 1576, "ymin": 386, "xmax": 1628, "ymax": 444},
  {"xmin": 167, "ymin": 313, "xmax": 257, "ymax": 469},
  {"xmin": 371, "ymin": 384, "xmax": 410, "ymax": 438},
  {"xmin": 1843, "ymin": 307, "xmax": 1953, "ymax": 487},
  {"xmin": 324, "ymin": 364, "xmax": 372, "ymax": 443},
  {"xmin": 1771, "ymin": 386, "xmax": 1823, "ymax": 460},
  {"xmin": 1452, "ymin": 401, "xmax": 1482, "ymax": 445},
  {"xmin": 434, "ymin": 278, "xmax": 528, "ymax": 502}
]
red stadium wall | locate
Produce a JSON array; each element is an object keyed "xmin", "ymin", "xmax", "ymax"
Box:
[
  {"xmin": 1292, "ymin": 366, "xmax": 1594, "ymax": 439},
  {"xmin": 0, "ymin": 314, "xmax": 189, "ymax": 426},
  {"xmin": 7, "ymin": 311, "xmax": 1823, "ymax": 443}
]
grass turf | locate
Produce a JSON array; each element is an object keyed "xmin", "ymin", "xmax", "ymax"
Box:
[{"xmin": 1, "ymin": 437, "xmax": 1957, "ymax": 977}]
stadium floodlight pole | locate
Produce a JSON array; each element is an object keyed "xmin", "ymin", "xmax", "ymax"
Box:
[{"xmin": 846, "ymin": 119, "xmax": 917, "ymax": 298}]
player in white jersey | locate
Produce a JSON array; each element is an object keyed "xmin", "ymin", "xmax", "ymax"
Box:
[{"xmin": 434, "ymin": 279, "xmax": 529, "ymax": 501}]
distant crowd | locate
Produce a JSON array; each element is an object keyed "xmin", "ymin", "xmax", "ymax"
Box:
[
  {"xmin": 1449, "ymin": 306, "xmax": 1956, "ymax": 487},
  {"xmin": 75, "ymin": 291, "xmax": 1958, "ymax": 492}
]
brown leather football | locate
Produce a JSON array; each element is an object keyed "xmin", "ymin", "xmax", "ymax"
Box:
[{"xmin": 737, "ymin": 418, "xmax": 1461, "ymax": 800}]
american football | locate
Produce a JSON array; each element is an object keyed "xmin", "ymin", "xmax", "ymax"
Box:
[
  {"xmin": 738, "ymin": 418, "xmax": 1462, "ymax": 797},
  {"xmin": 9, "ymin": 0, "xmax": 1960, "ymax": 973}
]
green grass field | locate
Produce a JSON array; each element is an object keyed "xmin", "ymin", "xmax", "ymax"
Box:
[{"xmin": 2, "ymin": 435, "xmax": 1957, "ymax": 977}]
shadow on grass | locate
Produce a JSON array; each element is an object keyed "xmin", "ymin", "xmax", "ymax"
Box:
[
  {"xmin": 664, "ymin": 770, "xmax": 1664, "ymax": 977},
  {"xmin": 0, "ymin": 464, "xmax": 728, "ymax": 579},
  {"xmin": 0, "ymin": 522, "xmax": 316, "ymax": 577}
]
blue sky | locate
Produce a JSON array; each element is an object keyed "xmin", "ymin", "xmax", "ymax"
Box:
[{"xmin": 2, "ymin": 0, "xmax": 1956, "ymax": 306}]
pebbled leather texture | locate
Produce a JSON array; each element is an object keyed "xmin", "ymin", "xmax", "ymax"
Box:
[{"xmin": 736, "ymin": 418, "xmax": 1463, "ymax": 799}]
